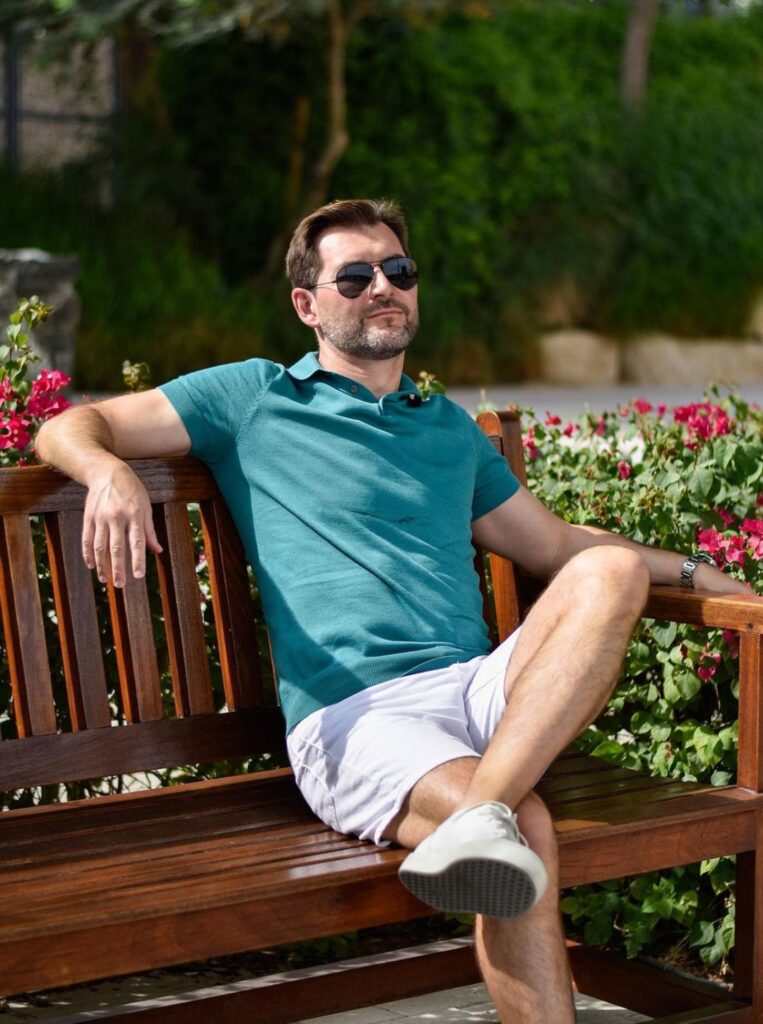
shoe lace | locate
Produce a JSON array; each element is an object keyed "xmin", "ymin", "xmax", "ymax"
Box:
[{"xmin": 474, "ymin": 802, "xmax": 528, "ymax": 846}]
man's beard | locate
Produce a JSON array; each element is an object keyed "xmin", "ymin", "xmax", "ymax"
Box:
[{"xmin": 319, "ymin": 301, "xmax": 419, "ymax": 360}]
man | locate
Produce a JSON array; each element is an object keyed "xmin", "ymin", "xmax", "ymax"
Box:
[{"xmin": 36, "ymin": 198, "xmax": 749, "ymax": 1023}]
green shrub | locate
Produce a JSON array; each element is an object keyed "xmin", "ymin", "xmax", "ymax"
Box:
[
  {"xmin": 3, "ymin": 3, "xmax": 763, "ymax": 387},
  {"xmin": 520, "ymin": 389, "xmax": 762, "ymax": 971}
]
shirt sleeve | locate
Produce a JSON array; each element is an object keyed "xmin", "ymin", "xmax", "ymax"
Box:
[
  {"xmin": 470, "ymin": 418, "xmax": 521, "ymax": 520},
  {"xmin": 159, "ymin": 359, "xmax": 278, "ymax": 463}
]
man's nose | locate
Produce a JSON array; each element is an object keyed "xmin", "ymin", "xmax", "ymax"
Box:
[{"xmin": 368, "ymin": 265, "xmax": 395, "ymax": 298}]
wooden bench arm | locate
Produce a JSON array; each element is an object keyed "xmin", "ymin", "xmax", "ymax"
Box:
[{"xmin": 644, "ymin": 585, "xmax": 763, "ymax": 633}]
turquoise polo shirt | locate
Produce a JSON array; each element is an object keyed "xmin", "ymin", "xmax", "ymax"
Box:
[{"xmin": 160, "ymin": 353, "xmax": 520, "ymax": 732}]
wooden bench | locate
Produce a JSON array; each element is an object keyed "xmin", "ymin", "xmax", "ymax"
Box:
[{"xmin": 1, "ymin": 410, "xmax": 762, "ymax": 1024}]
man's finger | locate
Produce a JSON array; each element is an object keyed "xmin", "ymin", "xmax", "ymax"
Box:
[
  {"xmin": 128, "ymin": 520, "xmax": 147, "ymax": 579},
  {"xmin": 108, "ymin": 517, "xmax": 127, "ymax": 589},
  {"xmin": 92, "ymin": 520, "xmax": 111, "ymax": 584},
  {"xmin": 82, "ymin": 512, "xmax": 96, "ymax": 570},
  {"xmin": 144, "ymin": 507, "xmax": 163, "ymax": 556}
]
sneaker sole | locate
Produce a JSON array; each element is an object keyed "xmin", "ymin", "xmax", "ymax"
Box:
[{"xmin": 399, "ymin": 856, "xmax": 539, "ymax": 919}]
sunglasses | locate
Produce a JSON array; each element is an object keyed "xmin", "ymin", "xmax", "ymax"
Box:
[{"xmin": 312, "ymin": 256, "xmax": 418, "ymax": 299}]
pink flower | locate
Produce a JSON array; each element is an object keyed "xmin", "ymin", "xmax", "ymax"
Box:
[
  {"xmin": 698, "ymin": 650, "xmax": 722, "ymax": 682},
  {"xmin": 0, "ymin": 378, "xmax": 15, "ymax": 403},
  {"xmin": 26, "ymin": 392, "xmax": 70, "ymax": 419},
  {"xmin": 0, "ymin": 412, "xmax": 32, "ymax": 451},
  {"xmin": 740, "ymin": 518, "xmax": 763, "ymax": 537},
  {"xmin": 26, "ymin": 369, "xmax": 71, "ymax": 420},
  {"xmin": 657, "ymin": 403, "xmax": 667, "ymax": 417},
  {"xmin": 716, "ymin": 508, "xmax": 737, "ymax": 528},
  {"xmin": 741, "ymin": 524, "xmax": 763, "ymax": 560},
  {"xmin": 698, "ymin": 526, "xmax": 724, "ymax": 561},
  {"xmin": 700, "ymin": 523, "xmax": 749, "ymax": 567},
  {"xmin": 544, "ymin": 412, "xmax": 561, "ymax": 426},
  {"xmin": 633, "ymin": 398, "xmax": 652, "ymax": 414},
  {"xmin": 522, "ymin": 426, "xmax": 540, "ymax": 461},
  {"xmin": 31, "ymin": 369, "xmax": 70, "ymax": 395},
  {"xmin": 674, "ymin": 403, "xmax": 734, "ymax": 448},
  {"xmin": 595, "ymin": 415, "xmax": 606, "ymax": 436},
  {"xmin": 722, "ymin": 629, "xmax": 740, "ymax": 658},
  {"xmin": 618, "ymin": 406, "xmax": 630, "ymax": 417},
  {"xmin": 723, "ymin": 535, "xmax": 747, "ymax": 567},
  {"xmin": 562, "ymin": 422, "xmax": 576, "ymax": 437},
  {"xmin": 617, "ymin": 460, "xmax": 632, "ymax": 479}
]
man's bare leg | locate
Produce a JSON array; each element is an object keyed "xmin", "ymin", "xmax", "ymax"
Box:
[
  {"xmin": 387, "ymin": 761, "xmax": 573, "ymax": 1023},
  {"xmin": 461, "ymin": 544, "xmax": 650, "ymax": 811},
  {"xmin": 385, "ymin": 546, "xmax": 650, "ymax": 1023}
]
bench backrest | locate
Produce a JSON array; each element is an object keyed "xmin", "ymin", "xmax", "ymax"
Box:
[
  {"xmin": 0, "ymin": 458, "xmax": 286, "ymax": 791},
  {"xmin": 0, "ymin": 411, "xmax": 527, "ymax": 794}
]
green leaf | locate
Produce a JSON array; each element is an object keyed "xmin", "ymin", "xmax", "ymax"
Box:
[
  {"xmin": 584, "ymin": 914, "xmax": 614, "ymax": 946},
  {"xmin": 652, "ymin": 621, "xmax": 678, "ymax": 646}
]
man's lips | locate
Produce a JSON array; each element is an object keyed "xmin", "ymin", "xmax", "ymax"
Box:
[{"xmin": 365, "ymin": 307, "xmax": 406, "ymax": 319}]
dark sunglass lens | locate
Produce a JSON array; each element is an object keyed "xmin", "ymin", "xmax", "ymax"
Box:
[
  {"xmin": 383, "ymin": 257, "xmax": 418, "ymax": 291},
  {"xmin": 335, "ymin": 263, "xmax": 374, "ymax": 298}
]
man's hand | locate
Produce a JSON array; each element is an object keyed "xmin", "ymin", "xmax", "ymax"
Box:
[
  {"xmin": 82, "ymin": 459, "xmax": 163, "ymax": 588},
  {"xmin": 36, "ymin": 389, "xmax": 191, "ymax": 586},
  {"xmin": 692, "ymin": 560, "xmax": 752, "ymax": 596}
]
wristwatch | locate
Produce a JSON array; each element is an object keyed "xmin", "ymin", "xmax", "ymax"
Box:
[{"xmin": 680, "ymin": 552, "xmax": 715, "ymax": 588}]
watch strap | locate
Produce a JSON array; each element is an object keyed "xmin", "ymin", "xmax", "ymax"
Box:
[{"xmin": 680, "ymin": 552, "xmax": 715, "ymax": 589}]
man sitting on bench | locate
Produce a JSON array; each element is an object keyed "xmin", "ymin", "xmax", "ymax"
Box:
[{"xmin": 36, "ymin": 198, "xmax": 749, "ymax": 1024}]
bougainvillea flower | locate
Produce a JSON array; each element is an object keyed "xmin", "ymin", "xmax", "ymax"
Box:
[
  {"xmin": 633, "ymin": 398, "xmax": 652, "ymax": 414},
  {"xmin": 522, "ymin": 426, "xmax": 540, "ymax": 460},
  {"xmin": 617, "ymin": 460, "xmax": 632, "ymax": 479},
  {"xmin": 0, "ymin": 412, "xmax": 32, "ymax": 451}
]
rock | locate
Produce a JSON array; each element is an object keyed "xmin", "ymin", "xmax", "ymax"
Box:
[
  {"xmin": 536, "ymin": 330, "xmax": 621, "ymax": 385},
  {"xmin": 0, "ymin": 249, "xmax": 80, "ymax": 376},
  {"xmin": 622, "ymin": 334, "xmax": 763, "ymax": 386}
]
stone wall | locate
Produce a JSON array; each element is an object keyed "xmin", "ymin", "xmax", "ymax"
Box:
[
  {"xmin": 0, "ymin": 250, "xmax": 80, "ymax": 375},
  {"xmin": 536, "ymin": 294, "xmax": 763, "ymax": 386},
  {"xmin": 1, "ymin": 37, "xmax": 116, "ymax": 171}
]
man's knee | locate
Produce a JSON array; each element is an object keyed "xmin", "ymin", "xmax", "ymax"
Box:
[{"xmin": 560, "ymin": 545, "xmax": 650, "ymax": 618}]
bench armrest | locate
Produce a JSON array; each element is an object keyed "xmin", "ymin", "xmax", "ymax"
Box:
[{"xmin": 644, "ymin": 585, "xmax": 763, "ymax": 633}]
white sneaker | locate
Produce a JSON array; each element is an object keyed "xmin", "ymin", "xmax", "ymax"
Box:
[{"xmin": 398, "ymin": 801, "xmax": 548, "ymax": 918}]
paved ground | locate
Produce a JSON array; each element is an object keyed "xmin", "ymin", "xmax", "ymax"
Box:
[
  {"xmin": 446, "ymin": 381, "xmax": 763, "ymax": 418},
  {"xmin": 298, "ymin": 983, "xmax": 650, "ymax": 1023}
]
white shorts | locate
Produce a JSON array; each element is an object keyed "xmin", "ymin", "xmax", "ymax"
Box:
[{"xmin": 286, "ymin": 628, "xmax": 522, "ymax": 846}]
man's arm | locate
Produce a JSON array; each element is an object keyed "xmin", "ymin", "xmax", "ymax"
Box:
[
  {"xmin": 35, "ymin": 390, "xmax": 191, "ymax": 588},
  {"xmin": 471, "ymin": 486, "xmax": 751, "ymax": 596}
]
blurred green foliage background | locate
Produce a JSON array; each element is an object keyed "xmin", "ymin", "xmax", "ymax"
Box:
[{"xmin": 2, "ymin": 0, "xmax": 763, "ymax": 389}]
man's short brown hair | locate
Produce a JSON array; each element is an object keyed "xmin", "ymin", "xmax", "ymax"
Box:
[{"xmin": 286, "ymin": 198, "xmax": 409, "ymax": 289}]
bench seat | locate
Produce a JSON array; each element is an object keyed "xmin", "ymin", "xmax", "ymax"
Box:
[{"xmin": 3, "ymin": 751, "xmax": 759, "ymax": 1000}]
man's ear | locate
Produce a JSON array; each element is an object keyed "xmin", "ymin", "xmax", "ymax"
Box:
[{"xmin": 291, "ymin": 288, "xmax": 321, "ymax": 329}]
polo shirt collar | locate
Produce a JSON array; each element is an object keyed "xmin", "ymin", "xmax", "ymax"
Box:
[{"xmin": 287, "ymin": 351, "xmax": 420, "ymax": 396}]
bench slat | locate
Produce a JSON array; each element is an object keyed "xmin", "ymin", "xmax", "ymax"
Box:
[
  {"xmin": 0, "ymin": 708, "xmax": 285, "ymax": 789},
  {"xmin": 45, "ymin": 510, "xmax": 111, "ymax": 730},
  {"xmin": 0, "ymin": 459, "xmax": 219, "ymax": 515},
  {"xmin": 155, "ymin": 503, "xmax": 214, "ymax": 716},
  {"xmin": 0, "ymin": 514, "xmax": 56, "ymax": 737},
  {"xmin": 200, "ymin": 497, "xmax": 263, "ymax": 709},
  {"xmin": 108, "ymin": 569, "xmax": 163, "ymax": 723}
]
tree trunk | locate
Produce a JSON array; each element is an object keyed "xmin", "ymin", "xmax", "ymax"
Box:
[
  {"xmin": 620, "ymin": 0, "xmax": 661, "ymax": 116},
  {"xmin": 263, "ymin": 0, "xmax": 360, "ymax": 280}
]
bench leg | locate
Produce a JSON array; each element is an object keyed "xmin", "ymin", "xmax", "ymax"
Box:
[{"xmin": 733, "ymin": 814, "xmax": 763, "ymax": 1022}]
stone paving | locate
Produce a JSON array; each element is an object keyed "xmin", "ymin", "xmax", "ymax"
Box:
[
  {"xmin": 298, "ymin": 983, "xmax": 650, "ymax": 1024},
  {"xmin": 447, "ymin": 381, "xmax": 763, "ymax": 419}
]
